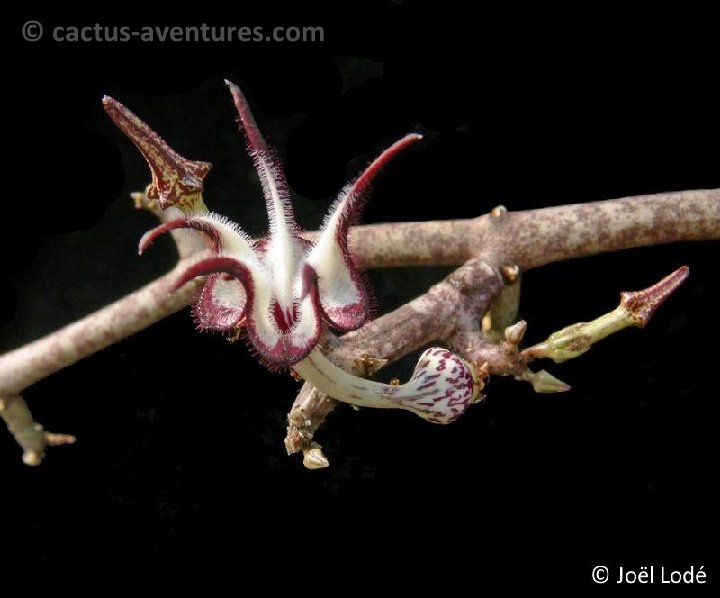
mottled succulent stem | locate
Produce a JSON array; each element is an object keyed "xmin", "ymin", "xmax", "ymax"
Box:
[
  {"xmin": 0, "ymin": 395, "xmax": 76, "ymax": 466},
  {"xmin": 0, "ymin": 259, "xmax": 204, "ymax": 399},
  {"xmin": 0, "ymin": 201, "xmax": 204, "ymax": 464},
  {"xmin": 286, "ymin": 264, "xmax": 696, "ymax": 465},
  {"xmin": 484, "ymin": 266, "xmax": 521, "ymax": 342},
  {"xmin": 3, "ymin": 190, "xmax": 716, "ymax": 399},
  {"xmin": 1, "ymin": 190, "xmax": 718, "ymax": 464},
  {"xmin": 285, "ymin": 258, "xmax": 504, "ymax": 458},
  {"xmin": 6, "ymin": 85, "xmax": 717, "ymax": 467},
  {"xmin": 341, "ymin": 189, "xmax": 719, "ymax": 269},
  {"xmin": 334, "ymin": 259, "xmax": 504, "ymax": 364}
]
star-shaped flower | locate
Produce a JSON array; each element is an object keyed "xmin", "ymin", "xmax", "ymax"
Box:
[
  {"xmin": 106, "ymin": 81, "xmax": 419, "ymax": 367},
  {"xmin": 104, "ymin": 82, "xmax": 483, "ymax": 425}
]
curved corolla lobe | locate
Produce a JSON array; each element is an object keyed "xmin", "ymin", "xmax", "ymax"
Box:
[
  {"xmin": 172, "ymin": 255, "xmax": 321, "ymax": 366},
  {"xmin": 139, "ymin": 218, "xmax": 223, "ymax": 255},
  {"xmin": 194, "ymin": 275, "xmax": 248, "ymax": 331},
  {"xmin": 225, "ymin": 79, "xmax": 300, "ymax": 320},
  {"xmin": 307, "ymin": 133, "xmax": 423, "ymax": 330}
]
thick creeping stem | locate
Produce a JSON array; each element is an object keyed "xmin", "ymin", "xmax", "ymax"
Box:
[{"xmin": 0, "ymin": 80, "xmax": 717, "ymax": 467}]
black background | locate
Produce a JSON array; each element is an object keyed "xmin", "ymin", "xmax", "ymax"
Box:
[{"xmin": 3, "ymin": 2, "xmax": 718, "ymax": 589}]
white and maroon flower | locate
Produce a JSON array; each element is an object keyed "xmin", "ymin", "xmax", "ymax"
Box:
[
  {"xmin": 106, "ymin": 81, "xmax": 419, "ymax": 367},
  {"xmin": 104, "ymin": 82, "xmax": 483, "ymax": 423}
]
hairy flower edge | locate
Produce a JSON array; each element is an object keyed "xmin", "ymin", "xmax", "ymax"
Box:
[{"xmin": 106, "ymin": 81, "xmax": 486, "ymax": 418}]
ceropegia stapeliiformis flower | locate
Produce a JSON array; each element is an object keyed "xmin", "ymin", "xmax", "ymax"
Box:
[{"xmin": 103, "ymin": 81, "xmax": 484, "ymax": 424}]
